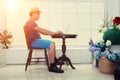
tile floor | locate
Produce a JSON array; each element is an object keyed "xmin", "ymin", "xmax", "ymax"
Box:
[{"xmin": 0, "ymin": 64, "xmax": 114, "ymax": 80}]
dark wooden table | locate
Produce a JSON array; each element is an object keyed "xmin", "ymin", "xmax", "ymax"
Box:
[{"xmin": 52, "ymin": 34, "xmax": 77, "ymax": 69}]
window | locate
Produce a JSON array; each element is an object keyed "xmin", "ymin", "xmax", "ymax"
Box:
[{"xmin": 6, "ymin": 0, "xmax": 104, "ymax": 47}]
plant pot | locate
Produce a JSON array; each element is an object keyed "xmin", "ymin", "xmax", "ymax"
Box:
[
  {"xmin": 99, "ymin": 56, "xmax": 117, "ymax": 74},
  {"xmin": 111, "ymin": 45, "xmax": 120, "ymax": 51},
  {"xmin": 0, "ymin": 49, "xmax": 7, "ymax": 67}
]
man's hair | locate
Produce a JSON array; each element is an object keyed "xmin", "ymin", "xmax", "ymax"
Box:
[{"xmin": 29, "ymin": 7, "xmax": 41, "ymax": 16}]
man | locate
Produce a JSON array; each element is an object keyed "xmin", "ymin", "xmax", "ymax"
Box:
[{"xmin": 24, "ymin": 7, "xmax": 64, "ymax": 73}]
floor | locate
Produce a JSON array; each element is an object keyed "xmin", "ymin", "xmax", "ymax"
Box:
[{"xmin": 0, "ymin": 64, "xmax": 114, "ymax": 80}]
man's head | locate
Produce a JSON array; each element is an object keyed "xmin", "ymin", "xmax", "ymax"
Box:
[{"xmin": 29, "ymin": 7, "xmax": 41, "ymax": 20}]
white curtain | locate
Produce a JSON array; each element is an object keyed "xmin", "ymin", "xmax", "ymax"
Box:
[{"xmin": 105, "ymin": 0, "xmax": 120, "ymax": 17}]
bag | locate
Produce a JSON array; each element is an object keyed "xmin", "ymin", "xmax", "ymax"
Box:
[{"xmin": 114, "ymin": 65, "xmax": 120, "ymax": 80}]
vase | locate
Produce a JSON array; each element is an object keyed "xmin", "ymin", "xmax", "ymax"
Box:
[
  {"xmin": 111, "ymin": 45, "xmax": 120, "ymax": 51},
  {"xmin": 99, "ymin": 56, "xmax": 117, "ymax": 74},
  {"xmin": 0, "ymin": 49, "xmax": 7, "ymax": 67}
]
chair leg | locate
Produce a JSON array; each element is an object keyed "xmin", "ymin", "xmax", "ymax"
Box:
[
  {"xmin": 44, "ymin": 49, "xmax": 49, "ymax": 70},
  {"xmin": 25, "ymin": 49, "xmax": 33, "ymax": 71}
]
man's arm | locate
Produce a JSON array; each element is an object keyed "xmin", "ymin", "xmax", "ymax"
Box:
[{"xmin": 34, "ymin": 26, "xmax": 63, "ymax": 36}]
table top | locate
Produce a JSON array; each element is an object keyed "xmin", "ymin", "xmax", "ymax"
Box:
[{"xmin": 52, "ymin": 33, "xmax": 77, "ymax": 38}]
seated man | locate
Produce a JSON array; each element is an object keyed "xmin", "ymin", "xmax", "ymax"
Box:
[{"xmin": 24, "ymin": 7, "xmax": 64, "ymax": 73}]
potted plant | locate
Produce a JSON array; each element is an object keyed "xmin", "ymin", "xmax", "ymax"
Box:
[
  {"xmin": 0, "ymin": 30, "xmax": 13, "ymax": 49},
  {"xmin": 89, "ymin": 39, "xmax": 112, "ymax": 67},
  {"xmin": 99, "ymin": 16, "xmax": 120, "ymax": 51},
  {"xmin": 89, "ymin": 16, "xmax": 120, "ymax": 74},
  {"xmin": 0, "ymin": 30, "xmax": 12, "ymax": 67},
  {"xmin": 89, "ymin": 39, "xmax": 120, "ymax": 74}
]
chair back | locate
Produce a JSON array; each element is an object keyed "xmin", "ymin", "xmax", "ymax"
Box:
[{"xmin": 23, "ymin": 26, "xmax": 31, "ymax": 49}]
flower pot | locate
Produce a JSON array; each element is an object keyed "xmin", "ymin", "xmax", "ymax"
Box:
[
  {"xmin": 111, "ymin": 45, "xmax": 120, "ymax": 51},
  {"xmin": 99, "ymin": 56, "xmax": 117, "ymax": 74},
  {"xmin": 0, "ymin": 49, "xmax": 6, "ymax": 67}
]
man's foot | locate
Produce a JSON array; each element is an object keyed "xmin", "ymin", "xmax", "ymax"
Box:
[{"xmin": 49, "ymin": 66, "xmax": 64, "ymax": 73}]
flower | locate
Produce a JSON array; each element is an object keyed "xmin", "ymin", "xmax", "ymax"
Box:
[
  {"xmin": 99, "ymin": 16, "xmax": 120, "ymax": 33},
  {"xmin": 106, "ymin": 40, "xmax": 111, "ymax": 47},
  {"xmin": 89, "ymin": 39, "xmax": 120, "ymax": 64},
  {"xmin": 89, "ymin": 39, "xmax": 111, "ymax": 52},
  {"xmin": 102, "ymin": 27, "xmax": 107, "ymax": 33},
  {"xmin": 103, "ymin": 50, "xmax": 120, "ymax": 64},
  {"xmin": 89, "ymin": 16, "xmax": 120, "ymax": 64},
  {"xmin": 0, "ymin": 30, "xmax": 13, "ymax": 49},
  {"xmin": 113, "ymin": 17, "xmax": 120, "ymax": 25},
  {"xmin": 99, "ymin": 16, "xmax": 120, "ymax": 45}
]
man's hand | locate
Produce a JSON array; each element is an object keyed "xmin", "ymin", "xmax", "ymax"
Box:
[{"xmin": 54, "ymin": 31, "xmax": 64, "ymax": 35}]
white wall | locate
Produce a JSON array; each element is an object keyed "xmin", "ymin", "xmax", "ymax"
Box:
[
  {"xmin": 5, "ymin": 0, "xmax": 104, "ymax": 46},
  {"xmin": 0, "ymin": 1, "xmax": 6, "ymax": 30},
  {"xmin": 3, "ymin": 0, "xmax": 120, "ymax": 64}
]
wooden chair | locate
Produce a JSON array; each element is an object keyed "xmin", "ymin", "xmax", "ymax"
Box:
[{"xmin": 24, "ymin": 26, "xmax": 49, "ymax": 71}]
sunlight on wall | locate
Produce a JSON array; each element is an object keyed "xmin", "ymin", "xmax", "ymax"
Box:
[
  {"xmin": 6, "ymin": 0, "xmax": 19, "ymax": 10},
  {"xmin": 5, "ymin": 0, "xmax": 104, "ymax": 47},
  {"xmin": 0, "ymin": 1, "xmax": 6, "ymax": 31}
]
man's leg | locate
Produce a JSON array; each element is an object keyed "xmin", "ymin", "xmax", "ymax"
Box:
[
  {"xmin": 31, "ymin": 39, "xmax": 64, "ymax": 73},
  {"xmin": 48, "ymin": 42, "xmax": 56, "ymax": 63},
  {"xmin": 48, "ymin": 42, "xmax": 64, "ymax": 73}
]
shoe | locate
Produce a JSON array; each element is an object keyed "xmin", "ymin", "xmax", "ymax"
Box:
[{"xmin": 49, "ymin": 66, "xmax": 64, "ymax": 73}]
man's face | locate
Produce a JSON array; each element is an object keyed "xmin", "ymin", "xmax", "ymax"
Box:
[{"xmin": 33, "ymin": 12, "xmax": 40, "ymax": 20}]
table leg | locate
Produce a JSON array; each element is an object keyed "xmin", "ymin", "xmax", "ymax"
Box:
[
  {"xmin": 65, "ymin": 56, "xmax": 75, "ymax": 69},
  {"xmin": 57, "ymin": 54, "xmax": 75, "ymax": 69},
  {"xmin": 57, "ymin": 37, "xmax": 75, "ymax": 69}
]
